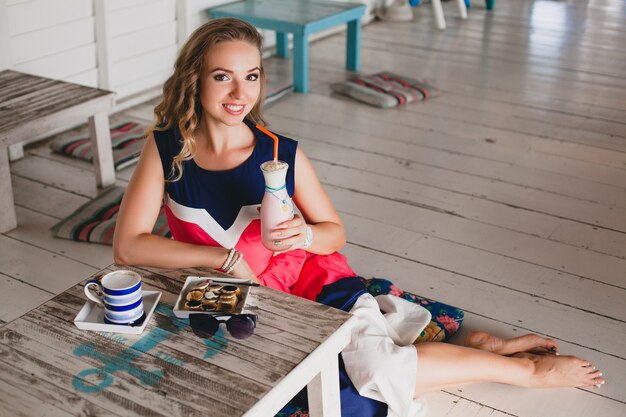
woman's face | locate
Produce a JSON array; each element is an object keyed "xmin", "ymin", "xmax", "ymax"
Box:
[{"xmin": 199, "ymin": 40, "xmax": 262, "ymax": 127}]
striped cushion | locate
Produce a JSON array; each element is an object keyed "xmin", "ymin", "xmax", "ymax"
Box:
[
  {"xmin": 331, "ymin": 71, "xmax": 441, "ymax": 108},
  {"xmin": 51, "ymin": 186, "xmax": 170, "ymax": 245},
  {"xmin": 50, "ymin": 121, "xmax": 147, "ymax": 171}
]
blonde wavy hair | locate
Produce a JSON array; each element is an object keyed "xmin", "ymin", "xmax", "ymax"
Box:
[{"xmin": 148, "ymin": 18, "xmax": 266, "ymax": 181}]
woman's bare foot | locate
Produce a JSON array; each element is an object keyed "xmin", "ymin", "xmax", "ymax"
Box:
[
  {"xmin": 514, "ymin": 352, "xmax": 605, "ymax": 388},
  {"xmin": 465, "ymin": 331, "xmax": 558, "ymax": 356}
]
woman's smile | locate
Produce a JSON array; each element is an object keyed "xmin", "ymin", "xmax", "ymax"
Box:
[{"xmin": 223, "ymin": 103, "xmax": 246, "ymax": 115}]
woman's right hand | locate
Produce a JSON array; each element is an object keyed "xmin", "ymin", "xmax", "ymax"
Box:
[{"xmin": 230, "ymin": 256, "xmax": 260, "ymax": 284}]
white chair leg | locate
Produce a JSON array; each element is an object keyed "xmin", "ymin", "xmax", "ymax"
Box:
[
  {"xmin": 456, "ymin": 0, "xmax": 468, "ymax": 19},
  {"xmin": 431, "ymin": 0, "xmax": 446, "ymax": 29}
]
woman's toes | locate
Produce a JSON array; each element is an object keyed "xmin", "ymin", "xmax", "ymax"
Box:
[
  {"xmin": 591, "ymin": 373, "xmax": 605, "ymax": 387},
  {"xmin": 545, "ymin": 338, "xmax": 558, "ymax": 353}
]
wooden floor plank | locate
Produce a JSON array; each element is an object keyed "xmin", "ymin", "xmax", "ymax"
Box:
[
  {"xmin": 449, "ymin": 316, "xmax": 626, "ymax": 417},
  {"xmin": 7, "ymin": 207, "xmax": 113, "ymax": 270},
  {"xmin": 268, "ymin": 98, "xmax": 626, "ymax": 210},
  {"xmin": 0, "ymin": 273, "xmax": 53, "ymax": 324},
  {"xmin": 312, "ymin": 159, "xmax": 626, "ymax": 259},
  {"xmin": 330, "ymin": 186, "xmax": 626, "ymax": 288},
  {"xmin": 269, "ymin": 103, "xmax": 626, "ymax": 192},
  {"xmin": 12, "ymin": 176, "xmax": 90, "ymax": 220},
  {"xmin": 341, "ymin": 239, "xmax": 626, "ymax": 360},
  {"xmin": 341, "ymin": 211, "xmax": 626, "ymax": 320},
  {"xmin": 0, "ymin": 235, "xmax": 97, "ymax": 295}
]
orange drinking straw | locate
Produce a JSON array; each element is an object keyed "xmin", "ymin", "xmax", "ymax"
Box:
[{"xmin": 256, "ymin": 124, "xmax": 279, "ymax": 161}]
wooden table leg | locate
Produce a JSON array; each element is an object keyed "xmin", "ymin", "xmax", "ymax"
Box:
[
  {"xmin": 88, "ymin": 112, "xmax": 115, "ymax": 188},
  {"xmin": 292, "ymin": 33, "xmax": 309, "ymax": 93},
  {"xmin": 346, "ymin": 18, "xmax": 361, "ymax": 71},
  {"xmin": 0, "ymin": 145, "xmax": 18, "ymax": 232},
  {"xmin": 307, "ymin": 354, "xmax": 341, "ymax": 417}
]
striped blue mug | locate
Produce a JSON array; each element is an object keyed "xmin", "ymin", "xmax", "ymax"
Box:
[{"xmin": 84, "ymin": 270, "xmax": 145, "ymax": 325}]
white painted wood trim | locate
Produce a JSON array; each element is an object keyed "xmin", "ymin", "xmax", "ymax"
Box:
[
  {"xmin": 432, "ymin": 0, "xmax": 446, "ymax": 30},
  {"xmin": 307, "ymin": 354, "xmax": 342, "ymax": 417},
  {"xmin": 177, "ymin": 0, "xmax": 189, "ymax": 49},
  {"xmin": 8, "ymin": 143, "xmax": 23, "ymax": 161},
  {"xmin": 88, "ymin": 111, "xmax": 115, "ymax": 188},
  {"xmin": 242, "ymin": 316, "xmax": 356, "ymax": 417},
  {"xmin": 94, "ymin": 0, "xmax": 112, "ymax": 90},
  {"xmin": 457, "ymin": 0, "xmax": 467, "ymax": 19},
  {"xmin": 0, "ymin": 0, "xmax": 10, "ymax": 70},
  {"xmin": 0, "ymin": 145, "xmax": 17, "ymax": 232}
]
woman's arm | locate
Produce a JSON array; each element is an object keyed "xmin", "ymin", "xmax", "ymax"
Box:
[
  {"xmin": 113, "ymin": 134, "xmax": 257, "ymax": 281},
  {"xmin": 272, "ymin": 147, "xmax": 346, "ymax": 255}
]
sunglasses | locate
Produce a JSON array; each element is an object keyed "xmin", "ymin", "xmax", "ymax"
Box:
[{"xmin": 189, "ymin": 313, "xmax": 257, "ymax": 339}]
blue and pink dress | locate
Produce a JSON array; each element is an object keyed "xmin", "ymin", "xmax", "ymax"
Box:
[
  {"xmin": 154, "ymin": 119, "xmax": 356, "ymax": 300},
  {"xmin": 154, "ymin": 119, "xmax": 425, "ymax": 417}
]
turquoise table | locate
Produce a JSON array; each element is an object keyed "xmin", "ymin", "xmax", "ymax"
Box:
[{"xmin": 208, "ymin": 0, "xmax": 367, "ymax": 93}]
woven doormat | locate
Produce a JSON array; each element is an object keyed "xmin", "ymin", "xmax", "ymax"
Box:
[
  {"xmin": 331, "ymin": 71, "xmax": 441, "ymax": 108},
  {"xmin": 50, "ymin": 186, "xmax": 170, "ymax": 245},
  {"xmin": 50, "ymin": 121, "xmax": 147, "ymax": 171}
]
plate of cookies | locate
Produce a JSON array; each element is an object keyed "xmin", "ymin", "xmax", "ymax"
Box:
[{"xmin": 173, "ymin": 276, "xmax": 254, "ymax": 319}]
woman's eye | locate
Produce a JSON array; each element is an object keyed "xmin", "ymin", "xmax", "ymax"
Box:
[
  {"xmin": 247, "ymin": 73, "xmax": 259, "ymax": 81},
  {"xmin": 214, "ymin": 74, "xmax": 230, "ymax": 81}
]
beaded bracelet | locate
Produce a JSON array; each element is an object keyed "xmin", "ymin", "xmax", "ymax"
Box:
[
  {"xmin": 226, "ymin": 252, "xmax": 243, "ymax": 275},
  {"xmin": 220, "ymin": 248, "xmax": 237, "ymax": 272}
]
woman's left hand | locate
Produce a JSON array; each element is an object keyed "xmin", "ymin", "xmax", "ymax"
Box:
[{"xmin": 271, "ymin": 214, "xmax": 308, "ymax": 253}]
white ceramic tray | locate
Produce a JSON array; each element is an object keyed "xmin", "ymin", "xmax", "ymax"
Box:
[
  {"xmin": 173, "ymin": 276, "xmax": 253, "ymax": 319},
  {"xmin": 74, "ymin": 290, "xmax": 161, "ymax": 335}
]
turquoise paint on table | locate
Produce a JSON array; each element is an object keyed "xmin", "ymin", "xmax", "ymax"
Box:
[
  {"xmin": 208, "ymin": 0, "xmax": 366, "ymax": 93},
  {"xmin": 72, "ymin": 305, "xmax": 227, "ymax": 393}
]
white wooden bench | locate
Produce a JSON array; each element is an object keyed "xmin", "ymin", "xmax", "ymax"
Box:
[{"xmin": 0, "ymin": 70, "xmax": 116, "ymax": 232}]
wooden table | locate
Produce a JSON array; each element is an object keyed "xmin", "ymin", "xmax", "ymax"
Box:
[
  {"xmin": 208, "ymin": 0, "xmax": 366, "ymax": 93},
  {"xmin": 0, "ymin": 265, "xmax": 356, "ymax": 417},
  {"xmin": 0, "ymin": 70, "xmax": 116, "ymax": 232}
]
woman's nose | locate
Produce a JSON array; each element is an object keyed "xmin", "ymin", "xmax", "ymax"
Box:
[{"xmin": 230, "ymin": 81, "xmax": 245, "ymax": 99}]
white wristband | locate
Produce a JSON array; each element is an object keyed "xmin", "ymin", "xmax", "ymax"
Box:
[{"xmin": 302, "ymin": 226, "xmax": 313, "ymax": 249}]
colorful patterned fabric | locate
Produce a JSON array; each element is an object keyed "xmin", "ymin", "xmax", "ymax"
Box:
[
  {"xmin": 362, "ymin": 278, "xmax": 464, "ymax": 343},
  {"xmin": 275, "ymin": 277, "xmax": 465, "ymax": 417},
  {"xmin": 50, "ymin": 186, "xmax": 171, "ymax": 245},
  {"xmin": 50, "ymin": 121, "xmax": 147, "ymax": 171},
  {"xmin": 330, "ymin": 71, "xmax": 440, "ymax": 108}
]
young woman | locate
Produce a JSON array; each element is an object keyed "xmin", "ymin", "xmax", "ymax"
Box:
[{"xmin": 113, "ymin": 17, "xmax": 604, "ymax": 417}]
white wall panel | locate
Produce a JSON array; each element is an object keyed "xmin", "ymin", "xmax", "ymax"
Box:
[
  {"xmin": 113, "ymin": 68, "xmax": 172, "ymax": 99},
  {"xmin": 109, "ymin": 45, "xmax": 177, "ymax": 87},
  {"xmin": 7, "ymin": 0, "xmax": 93, "ymax": 36},
  {"xmin": 108, "ymin": 0, "xmax": 176, "ymax": 38},
  {"xmin": 109, "ymin": 0, "xmax": 154, "ymax": 12},
  {"xmin": 64, "ymin": 68, "xmax": 99, "ymax": 88},
  {"xmin": 0, "ymin": 0, "xmax": 10, "ymax": 69},
  {"xmin": 10, "ymin": 17, "xmax": 95, "ymax": 64},
  {"xmin": 110, "ymin": 21, "xmax": 177, "ymax": 63},
  {"xmin": 0, "ymin": 0, "xmax": 377, "ymax": 101},
  {"xmin": 13, "ymin": 44, "xmax": 96, "ymax": 80}
]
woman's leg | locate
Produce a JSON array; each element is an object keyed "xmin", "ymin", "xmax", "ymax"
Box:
[
  {"xmin": 464, "ymin": 331, "xmax": 559, "ymax": 355},
  {"xmin": 413, "ymin": 339, "xmax": 604, "ymax": 396}
]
